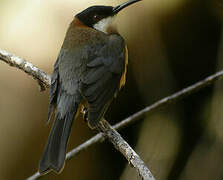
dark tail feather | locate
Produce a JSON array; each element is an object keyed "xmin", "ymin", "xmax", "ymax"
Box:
[{"xmin": 39, "ymin": 94, "xmax": 79, "ymax": 174}]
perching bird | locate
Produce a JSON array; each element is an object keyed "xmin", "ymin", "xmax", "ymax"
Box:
[{"xmin": 39, "ymin": 0, "xmax": 141, "ymax": 174}]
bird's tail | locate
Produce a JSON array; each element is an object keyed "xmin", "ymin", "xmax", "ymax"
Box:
[{"xmin": 39, "ymin": 94, "xmax": 80, "ymax": 174}]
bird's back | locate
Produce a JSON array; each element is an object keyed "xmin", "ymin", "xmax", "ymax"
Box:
[
  {"xmin": 60, "ymin": 20, "xmax": 127, "ymax": 127},
  {"xmin": 40, "ymin": 18, "xmax": 127, "ymax": 174}
]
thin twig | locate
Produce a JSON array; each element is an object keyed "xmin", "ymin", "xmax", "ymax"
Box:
[
  {"xmin": 0, "ymin": 49, "xmax": 154, "ymax": 179},
  {"xmin": 98, "ymin": 120, "xmax": 155, "ymax": 180},
  {"xmin": 0, "ymin": 49, "xmax": 50, "ymax": 91},
  {"xmin": 2, "ymin": 49, "xmax": 223, "ymax": 180},
  {"xmin": 26, "ymin": 70, "xmax": 223, "ymax": 179},
  {"xmin": 2, "ymin": 49, "xmax": 223, "ymax": 179}
]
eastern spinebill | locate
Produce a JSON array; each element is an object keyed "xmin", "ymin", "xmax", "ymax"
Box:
[{"xmin": 39, "ymin": 0, "xmax": 141, "ymax": 174}]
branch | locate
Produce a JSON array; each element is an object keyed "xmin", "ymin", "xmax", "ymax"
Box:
[
  {"xmin": 98, "ymin": 120, "xmax": 155, "ymax": 180},
  {"xmin": 0, "ymin": 49, "xmax": 50, "ymax": 91},
  {"xmin": 2, "ymin": 49, "xmax": 223, "ymax": 180},
  {"xmin": 26, "ymin": 71, "xmax": 223, "ymax": 180},
  {"xmin": 0, "ymin": 49, "xmax": 155, "ymax": 179}
]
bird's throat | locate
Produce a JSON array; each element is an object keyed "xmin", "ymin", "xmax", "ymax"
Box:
[{"xmin": 93, "ymin": 16, "xmax": 117, "ymax": 34}]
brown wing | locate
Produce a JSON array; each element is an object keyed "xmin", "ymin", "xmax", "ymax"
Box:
[
  {"xmin": 47, "ymin": 56, "xmax": 59, "ymax": 123},
  {"xmin": 80, "ymin": 34, "xmax": 126, "ymax": 128}
]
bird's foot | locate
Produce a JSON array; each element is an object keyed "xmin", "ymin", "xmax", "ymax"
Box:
[{"xmin": 81, "ymin": 106, "xmax": 88, "ymax": 122}]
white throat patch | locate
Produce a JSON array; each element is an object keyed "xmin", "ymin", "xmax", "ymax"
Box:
[{"xmin": 93, "ymin": 16, "xmax": 116, "ymax": 34}]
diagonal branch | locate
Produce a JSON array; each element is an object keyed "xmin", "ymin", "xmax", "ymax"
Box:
[
  {"xmin": 0, "ymin": 49, "xmax": 155, "ymax": 180},
  {"xmin": 0, "ymin": 50, "xmax": 223, "ymax": 180},
  {"xmin": 25, "ymin": 69, "xmax": 223, "ymax": 180},
  {"xmin": 98, "ymin": 119, "xmax": 155, "ymax": 180},
  {"xmin": 2, "ymin": 49, "xmax": 223, "ymax": 179},
  {"xmin": 0, "ymin": 49, "xmax": 50, "ymax": 91}
]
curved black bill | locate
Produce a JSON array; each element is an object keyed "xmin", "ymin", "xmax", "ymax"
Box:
[{"xmin": 113, "ymin": 0, "xmax": 141, "ymax": 14}]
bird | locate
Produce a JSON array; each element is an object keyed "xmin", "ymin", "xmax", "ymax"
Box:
[{"xmin": 39, "ymin": 0, "xmax": 141, "ymax": 174}]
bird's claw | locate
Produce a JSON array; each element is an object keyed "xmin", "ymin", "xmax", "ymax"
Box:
[{"xmin": 81, "ymin": 106, "xmax": 88, "ymax": 122}]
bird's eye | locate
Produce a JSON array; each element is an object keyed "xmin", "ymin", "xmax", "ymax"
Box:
[{"xmin": 93, "ymin": 14, "xmax": 101, "ymax": 21}]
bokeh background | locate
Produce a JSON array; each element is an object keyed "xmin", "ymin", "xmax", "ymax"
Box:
[{"xmin": 0, "ymin": 0, "xmax": 223, "ymax": 179}]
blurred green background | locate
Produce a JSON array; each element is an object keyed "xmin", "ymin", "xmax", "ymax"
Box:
[{"xmin": 0, "ymin": 0, "xmax": 223, "ymax": 179}]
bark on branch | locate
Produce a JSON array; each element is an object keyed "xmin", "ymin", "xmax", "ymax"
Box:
[
  {"xmin": 98, "ymin": 120, "xmax": 155, "ymax": 180},
  {"xmin": 25, "ymin": 69, "xmax": 223, "ymax": 180},
  {"xmin": 0, "ymin": 49, "xmax": 50, "ymax": 91},
  {"xmin": 0, "ymin": 49, "xmax": 155, "ymax": 180},
  {"xmin": 2, "ymin": 49, "xmax": 223, "ymax": 180}
]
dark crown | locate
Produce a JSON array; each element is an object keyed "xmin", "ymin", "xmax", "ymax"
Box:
[{"xmin": 76, "ymin": 6, "xmax": 114, "ymax": 27}]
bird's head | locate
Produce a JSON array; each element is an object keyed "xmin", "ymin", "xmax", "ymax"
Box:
[{"xmin": 76, "ymin": 0, "xmax": 141, "ymax": 34}]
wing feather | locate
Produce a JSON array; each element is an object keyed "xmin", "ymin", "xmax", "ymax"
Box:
[
  {"xmin": 47, "ymin": 57, "xmax": 60, "ymax": 123},
  {"xmin": 80, "ymin": 34, "xmax": 126, "ymax": 128}
]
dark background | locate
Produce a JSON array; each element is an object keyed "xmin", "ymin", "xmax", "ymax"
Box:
[{"xmin": 0, "ymin": 0, "xmax": 223, "ymax": 179}]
